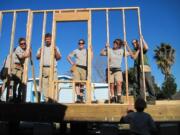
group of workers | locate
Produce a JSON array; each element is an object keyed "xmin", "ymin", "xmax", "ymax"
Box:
[{"xmin": 0, "ymin": 33, "xmax": 156, "ymax": 104}]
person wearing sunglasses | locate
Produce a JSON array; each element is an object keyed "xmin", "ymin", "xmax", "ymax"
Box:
[
  {"xmin": 100, "ymin": 39, "xmax": 124, "ymax": 104},
  {"xmin": 11, "ymin": 37, "xmax": 31, "ymax": 102},
  {"xmin": 67, "ymin": 39, "xmax": 87, "ymax": 103}
]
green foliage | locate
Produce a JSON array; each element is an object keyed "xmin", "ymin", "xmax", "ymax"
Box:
[
  {"xmin": 161, "ymin": 75, "xmax": 177, "ymax": 99},
  {"xmin": 154, "ymin": 43, "xmax": 175, "ymax": 79}
]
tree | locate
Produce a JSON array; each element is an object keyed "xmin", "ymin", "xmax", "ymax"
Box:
[
  {"xmin": 154, "ymin": 43, "xmax": 175, "ymax": 79},
  {"xmin": 161, "ymin": 75, "xmax": 177, "ymax": 99}
]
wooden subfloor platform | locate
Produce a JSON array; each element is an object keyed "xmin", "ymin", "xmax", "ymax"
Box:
[{"xmin": 0, "ymin": 100, "xmax": 180, "ymax": 123}]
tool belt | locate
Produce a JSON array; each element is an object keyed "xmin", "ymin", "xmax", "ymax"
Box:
[
  {"xmin": 43, "ymin": 65, "xmax": 50, "ymax": 68},
  {"xmin": 110, "ymin": 68, "xmax": 121, "ymax": 74},
  {"xmin": 106, "ymin": 68, "xmax": 121, "ymax": 74}
]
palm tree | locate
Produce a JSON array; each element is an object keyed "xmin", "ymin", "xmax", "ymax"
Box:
[{"xmin": 154, "ymin": 43, "xmax": 175, "ymax": 79}]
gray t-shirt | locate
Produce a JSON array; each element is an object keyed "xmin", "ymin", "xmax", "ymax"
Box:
[
  {"xmin": 68, "ymin": 48, "xmax": 87, "ymax": 66},
  {"xmin": 12, "ymin": 46, "xmax": 25, "ymax": 64},
  {"xmin": 109, "ymin": 48, "xmax": 124, "ymax": 68},
  {"xmin": 37, "ymin": 45, "xmax": 61, "ymax": 66},
  {"xmin": 123, "ymin": 112, "xmax": 156, "ymax": 135}
]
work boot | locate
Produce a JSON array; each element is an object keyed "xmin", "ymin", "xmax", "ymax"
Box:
[
  {"xmin": 80, "ymin": 96, "xmax": 84, "ymax": 103},
  {"xmin": 117, "ymin": 95, "xmax": 124, "ymax": 104},
  {"xmin": 110, "ymin": 97, "xmax": 116, "ymax": 103},
  {"xmin": 75, "ymin": 95, "xmax": 81, "ymax": 103}
]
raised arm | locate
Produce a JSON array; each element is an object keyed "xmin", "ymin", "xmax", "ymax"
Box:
[
  {"xmin": 124, "ymin": 41, "xmax": 140, "ymax": 60},
  {"xmin": 141, "ymin": 35, "xmax": 149, "ymax": 51},
  {"xmin": 54, "ymin": 47, "xmax": 61, "ymax": 60},
  {"xmin": 100, "ymin": 43, "xmax": 109, "ymax": 56}
]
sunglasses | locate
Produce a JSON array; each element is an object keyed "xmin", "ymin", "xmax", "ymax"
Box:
[
  {"xmin": 79, "ymin": 43, "xmax": 84, "ymax": 45},
  {"xmin": 20, "ymin": 42, "xmax": 26, "ymax": 45}
]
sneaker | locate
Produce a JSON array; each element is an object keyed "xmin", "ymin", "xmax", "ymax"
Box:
[{"xmin": 75, "ymin": 95, "xmax": 81, "ymax": 103}]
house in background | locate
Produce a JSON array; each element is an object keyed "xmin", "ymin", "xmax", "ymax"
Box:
[{"xmin": 1, "ymin": 75, "xmax": 109, "ymax": 103}]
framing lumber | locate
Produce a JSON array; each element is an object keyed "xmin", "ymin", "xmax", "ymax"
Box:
[
  {"xmin": 106, "ymin": 10, "xmax": 111, "ymax": 104},
  {"xmin": 137, "ymin": 8, "xmax": 146, "ymax": 100},
  {"xmin": 87, "ymin": 10, "xmax": 92, "ymax": 104},
  {"xmin": 1, "ymin": 9, "xmax": 30, "ymax": 13},
  {"xmin": 122, "ymin": 9, "xmax": 129, "ymax": 104},
  {"xmin": 23, "ymin": 10, "xmax": 33, "ymax": 84},
  {"xmin": 0, "ymin": 11, "xmax": 2, "ymax": 39},
  {"xmin": 55, "ymin": 11, "xmax": 89, "ymax": 21},
  {"xmin": 0, "ymin": 6, "xmax": 148, "ymax": 104},
  {"xmin": 49, "ymin": 11, "xmax": 56, "ymax": 100},
  {"xmin": 9, "ymin": 11, "xmax": 17, "ymax": 75},
  {"xmin": 31, "ymin": 7, "xmax": 139, "ymax": 13},
  {"xmin": 0, "ymin": 101, "xmax": 180, "ymax": 122},
  {"xmin": 39, "ymin": 12, "xmax": 47, "ymax": 93}
]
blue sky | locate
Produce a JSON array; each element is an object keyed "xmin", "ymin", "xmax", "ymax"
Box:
[{"xmin": 0, "ymin": 0, "xmax": 180, "ymax": 89}]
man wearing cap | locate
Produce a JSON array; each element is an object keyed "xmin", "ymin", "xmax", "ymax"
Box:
[
  {"xmin": 11, "ymin": 37, "xmax": 31, "ymax": 102},
  {"xmin": 36, "ymin": 33, "xmax": 61, "ymax": 102},
  {"xmin": 67, "ymin": 39, "xmax": 87, "ymax": 103},
  {"xmin": 100, "ymin": 39, "xmax": 124, "ymax": 103}
]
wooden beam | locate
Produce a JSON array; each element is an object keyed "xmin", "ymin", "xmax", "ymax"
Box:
[
  {"xmin": 122, "ymin": 10, "xmax": 129, "ymax": 104},
  {"xmin": 137, "ymin": 8, "xmax": 146, "ymax": 100},
  {"xmin": 1, "ymin": 9, "xmax": 30, "ymax": 13},
  {"xmin": 9, "ymin": 11, "xmax": 17, "ymax": 75},
  {"xmin": 0, "ymin": 11, "xmax": 3, "ymax": 39},
  {"xmin": 31, "ymin": 7, "xmax": 139, "ymax": 13},
  {"xmin": 55, "ymin": 11, "xmax": 89, "ymax": 21},
  {"xmin": 106, "ymin": 10, "xmax": 111, "ymax": 104},
  {"xmin": 0, "ymin": 101, "xmax": 180, "ymax": 122},
  {"xmin": 86, "ymin": 10, "xmax": 92, "ymax": 104},
  {"xmin": 54, "ymin": 80, "xmax": 87, "ymax": 83},
  {"xmin": 39, "ymin": 12, "xmax": 47, "ymax": 95},
  {"xmin": 49, "ymin": 11, "xmax": 56, "ymax": 100},
  {"xmin": 23, "ymin": 10, "xmax": 33, "ymax": 84}
]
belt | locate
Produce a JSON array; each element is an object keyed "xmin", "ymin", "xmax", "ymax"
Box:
[{"xmin": 43, "ymin": 65, "xmax": 50, "ymax": 67}]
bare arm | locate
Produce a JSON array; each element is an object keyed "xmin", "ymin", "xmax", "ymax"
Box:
[
  {"xmin": 100, "ymin": 43, "xmax": 109, "ymax": 56},
  {"xmin": 54, "ymin": 47, "xmax": 61, "ymax": 60},
  {"xmin": 67, "ymin": 55, "xmax": 75, "ymax": 65},
  {"xmin": 124, "ymin": 41, "xmax": 139, "ymax": 59},
  {"xmin": 141, "ymin": 36, "xmax": 148, "ymax": 51},
  {"xmin": 36, "ymin": 48, "xmax": 41, "ymax": 60},
  {"xmin": 124, "ymin": 41, "xmax": 133, "ymax": 56}
]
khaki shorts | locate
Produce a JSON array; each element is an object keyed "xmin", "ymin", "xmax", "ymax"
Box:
[
  {"xmin": 42, "ymin": 67, "xmax": 58, "ymax": 100},
  {"xmin": 73, "ymin": 66, "xmax": 87, "ymax": 81},
  {"xmin": 11, "ymin": 65, "xmax": 23, "ymax": 81},
  {"xmin": 109, "ymin": 71, "xmax": 123, "ymax": 83}
]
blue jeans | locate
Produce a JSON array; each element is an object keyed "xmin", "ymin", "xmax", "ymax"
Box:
[{"xmin": 139, "ymin": 72, "xmax": 156, "ymax": 100}]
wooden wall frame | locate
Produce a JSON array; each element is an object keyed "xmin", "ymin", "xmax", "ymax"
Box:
[{"xmin": 0, "ymin": 7, "xmax": 146, "ymax": 104}]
